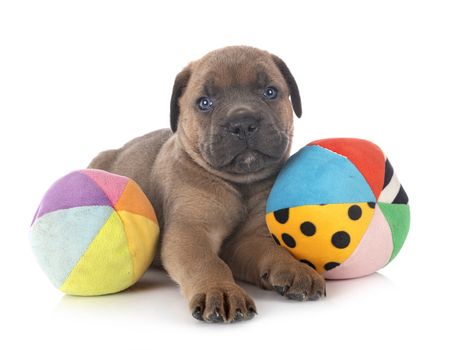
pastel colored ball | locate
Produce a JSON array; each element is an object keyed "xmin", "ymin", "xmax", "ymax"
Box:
[
  {"xmin": 266, "ymin": 138, "xmax": 410, "ymax": 279},
  {"xmin": 30, "ymin": 169, "xmax": 160, "ymax": 296}
]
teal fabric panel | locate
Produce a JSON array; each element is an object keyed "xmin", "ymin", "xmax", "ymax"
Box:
[{"xmin": 30, "ymin": 205, "xmax": 114, "ymax": 288}]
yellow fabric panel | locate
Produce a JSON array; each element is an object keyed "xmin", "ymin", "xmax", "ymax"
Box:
[
  {"xmin": 266, "ymin": 203, "xmax": 374, "ymax": 273},
  {"xmin": 115, "ymin": 180, "xmax": 158, "ymax": 224},
  {"xmin": 117, "ymin": 210, "xmax": 159, "ymax": 281},
  {"xmin": 60, "ymin": 212, "xmax": 134, "ymax": 296}
]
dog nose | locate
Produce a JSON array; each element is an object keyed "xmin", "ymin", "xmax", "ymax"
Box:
[{"xmin": 227, "ymin": 116, "xmax": 259, "ymax": 140}]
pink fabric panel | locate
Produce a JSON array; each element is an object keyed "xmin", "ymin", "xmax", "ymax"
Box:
[
  {"xmin": 324, "ymin": 205, "xmax": 393, "ymax": 279},
  {"xmin": 80, "ymin": 169, "xmax": 129, "ymax": 206}
]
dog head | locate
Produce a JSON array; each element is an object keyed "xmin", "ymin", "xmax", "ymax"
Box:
[{"xmin": 170, "ymin": 46, "xmax": 301, "ymax": 183}]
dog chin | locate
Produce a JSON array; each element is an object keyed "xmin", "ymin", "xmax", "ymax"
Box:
[{"xmin": 222, "ymin": 150, "xmax": 278, "ymax": 174}]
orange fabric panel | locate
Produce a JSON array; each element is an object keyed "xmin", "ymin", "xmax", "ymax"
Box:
[{"xmin": 115, "ymin": 180, "xmax": 158, "ymax": 224}]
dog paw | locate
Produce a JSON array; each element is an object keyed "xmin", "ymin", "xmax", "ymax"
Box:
[
  {"xmin": 261, "ymin": 262, "xmax": 326, "ymax": 301},
  {"xmin": 190, "ymin": 283, "xmax": 257, "ymax": 323}
]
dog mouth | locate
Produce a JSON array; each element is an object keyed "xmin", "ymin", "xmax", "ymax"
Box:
[
  {"xmin": 220, "ymin": 149, "xmax": 280, "ymax": 174},
  {"xmin": 199, "ymin": 128, "xmax": 289, "ymax": 175}
]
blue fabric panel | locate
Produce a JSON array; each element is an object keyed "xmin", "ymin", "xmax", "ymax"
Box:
[{"xmin": 266, "ymin": 145, "xmax": 376, "ymax": 212}]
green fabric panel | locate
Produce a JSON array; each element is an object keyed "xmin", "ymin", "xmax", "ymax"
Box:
[{"xmin": 378, "ymin": 203, "xmax": 410, "ymax": 262}]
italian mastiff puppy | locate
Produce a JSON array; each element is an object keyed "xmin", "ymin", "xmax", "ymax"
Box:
[{"xmin": 89, "ymin": 46, "xmax": 326, "ymax": 323}]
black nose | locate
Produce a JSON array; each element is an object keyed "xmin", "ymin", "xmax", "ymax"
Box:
[{"xmin": 227, "ymin": 116, "xmax": 259, "ymax": 140}]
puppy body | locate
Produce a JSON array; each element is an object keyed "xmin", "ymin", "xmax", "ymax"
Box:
[{"xmin": 89, "ymin": 46, "xmax": 325, "ymax": 323}]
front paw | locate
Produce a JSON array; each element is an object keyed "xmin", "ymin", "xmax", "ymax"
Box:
[
  {"xmin": 190, "ymin": 282, "xmax": 257, "ymax": 323},
  {"xmin": 261, "ymin": 262, "xmax": 326, "ymax": 301}
]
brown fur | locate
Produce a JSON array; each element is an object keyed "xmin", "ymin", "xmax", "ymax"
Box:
[{"xmin": 89, "ymin": 46, "xmax": 325, "ymax": 323}]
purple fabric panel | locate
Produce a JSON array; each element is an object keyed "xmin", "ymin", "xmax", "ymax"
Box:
[{"xmin": 32, "ymin": 171, "xmax": 111, "ymax": 223}]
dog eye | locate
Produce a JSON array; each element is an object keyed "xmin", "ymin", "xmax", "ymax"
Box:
[
  {"xmin": 197, "ymin": 97, "xmax": 214, "ymax": 111},
  {"xmin": 263, "ymin": 86, "xmax": 278, "ymax": 100}
]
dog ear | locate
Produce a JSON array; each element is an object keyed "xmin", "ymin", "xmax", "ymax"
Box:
[
  {"xmin": 271, "ymin": 55, "xmax": 302, "ymax": 118},
  {"xmin": 170, "ymin": 66, "xmax": 192, "ymax": 132}
]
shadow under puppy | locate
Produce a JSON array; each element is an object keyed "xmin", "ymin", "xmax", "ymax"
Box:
[{"xmin": 89, "ymin": 46, "xmax": 326, "ymax": 323}]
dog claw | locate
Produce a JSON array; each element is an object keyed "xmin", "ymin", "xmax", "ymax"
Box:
[
  {"xmin": 287, "ymin": 292, "xmax": 306, "ymax": 301},
  {"xmin": 246, "ymin": 307, "xmax": 257, "ymax": 320},
  {"xmin": 274, "ymin": 285, "xmax": 289, "ymax": 296},
  {"xmin": 207, "ymin": 309, "xmax": 224, "ymax": 323},
  {"xmin": 192, "ymin": 307, "xmax": 204, "ymax": 321},
  {"xmin": 232, "ymin": 310, "xmax": 244, "ymax": 322},
  {"xmin": 308, "ymin": 291, "xmax": 322, "ymax": 301}
]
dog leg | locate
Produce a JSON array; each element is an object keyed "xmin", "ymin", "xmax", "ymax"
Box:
[
  {"xmin": 161, "ymin": 222, "xmax": 257, "ymax": 323},
  {"xmin": 220, "ymin": 211, "xmax": 326, "ymax": 301}
]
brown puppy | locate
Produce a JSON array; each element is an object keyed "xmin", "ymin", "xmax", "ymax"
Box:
[{"xmin": 89, "ymin": 46, "xmax": 326, "ymax": 323}]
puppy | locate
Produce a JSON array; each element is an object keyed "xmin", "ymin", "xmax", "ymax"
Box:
[{"xmin": 89, "ymin": 46, "xmax": 326, "ymax": 323}]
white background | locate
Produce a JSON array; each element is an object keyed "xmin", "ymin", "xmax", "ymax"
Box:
[{"xmin": 1, "ymin": 1, "xmax": 456, "ymax": 349}]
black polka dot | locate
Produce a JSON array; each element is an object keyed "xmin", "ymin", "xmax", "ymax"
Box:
[
  {"xmin": 271, "ymin": 234, "xmax": 281, "ymax": 246},
  {"xmin": 324, "ymin": 262, "xmax": 340, "ymax": 271},
  {"xmin": 368, "ymin": 202, "xmax": 376, "ymax": 209},
  {"xmin": 300, "ymin": 221, "xmax": 316, "ymax": 236},
  {"xmin": 331, "ymin": 231, "xmax": 351, "ymax": 249},
  {"xmin": 300, "ymin": 259, "xmax": 316, "ymax": 270},
  {"xmin": 348, "ymin": 205, "xmax": 362, "ymax": 220},
  {"xmin": 273, "ymin": 208, "xmax": 289, "ymax": 224},
  {"xmin": 281, "ymin": 233, "xmax": 296, "ymax": 248}
]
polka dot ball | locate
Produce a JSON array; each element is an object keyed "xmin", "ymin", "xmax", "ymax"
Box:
[{"xmin": 266, "ymin": 138, "xmax": 410, "ymax": 279}]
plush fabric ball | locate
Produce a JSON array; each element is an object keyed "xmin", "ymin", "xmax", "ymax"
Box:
[
  {"xmin": 30, "ymin": 169, "xmax": 160, "ymax": 296},
  {"xmin": 266, "ymin": 138, "xmax": 410, "ymax": 279}
]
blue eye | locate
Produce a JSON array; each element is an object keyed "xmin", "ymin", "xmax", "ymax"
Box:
[
  {"xmin": 263, "ymin": 86, "xmax": 278, "ymax": 100},
  {"xmin": 197, "ymin": 97, "xmax": 214, "ymax": 111}
]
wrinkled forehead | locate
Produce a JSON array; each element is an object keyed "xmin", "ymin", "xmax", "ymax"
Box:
[{"xmin": 190, "ymin": 55, "xmax": 284, "ymax": 95}]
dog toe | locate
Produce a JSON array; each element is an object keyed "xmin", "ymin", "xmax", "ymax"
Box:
[
  {"xmin": 264, "ymin": 262, "xmax": 326, "ymax": 301},
  {"xmin": 190, "ymin": 283, "xmax": 256, "ymax": 323}
]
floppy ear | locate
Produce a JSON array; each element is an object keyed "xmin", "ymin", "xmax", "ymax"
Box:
[
  {"xmin": 271, "ymin": 55, "xmax": 302, "ymax": 118},
  {"xmin": 170, "ymin": 67, "xmax": 192, "ymax": 132}
]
